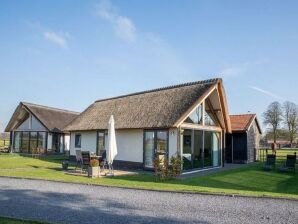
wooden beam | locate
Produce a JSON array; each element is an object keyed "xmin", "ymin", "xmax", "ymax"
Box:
[{"xmin": 206, "ymin": 98, "xmax": 223, "ymax": 129}]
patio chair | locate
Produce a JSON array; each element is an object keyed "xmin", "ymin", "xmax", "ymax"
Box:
[
  {"xmin": 278, "ymin": 155, "xmax": 296, "ymax": 173},
  {"xmin": 81, "ymin": 151, "xmax": 91, "ymax": 172},
  {"xmin": 262, "ymin": 154, "xmax": 276, "ymax": 171},
  {"xmin": 75, "ymin": 150, "xmax": 83, "ymax": 171},
  {"xmin": 98, "ymin": 150, "xmax": 107, "ymax": 173}
]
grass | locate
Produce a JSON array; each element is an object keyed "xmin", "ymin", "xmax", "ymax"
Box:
[
  {"xmin": 0, "ymin": 217, "xmax": 47, "ymax": 224},
  {"xmin": 0, "ymin": 153, "xmax": 297, "ymax": 199}
]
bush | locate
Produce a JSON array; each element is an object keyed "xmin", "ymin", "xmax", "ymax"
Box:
[
  {"xmin": 90, "ymin": 159, "xmax": 99, "ymax": 167},
  {"xmin": 153, "ymin": 154, "xmax": 182, "ymax": 181}
]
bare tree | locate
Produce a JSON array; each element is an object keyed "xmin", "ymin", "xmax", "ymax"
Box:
[
  {"xmin": 283, "ymin": 101, "xmax": 298, "ymax": 146},
  {"xmin": 263, "ymin": 102, "xmax": 283, "ymax": 144}
]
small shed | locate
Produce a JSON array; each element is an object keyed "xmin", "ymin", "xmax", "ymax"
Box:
[{"xmin": 226, "ymin": 114, "xmax": 262, "ymax": 164}]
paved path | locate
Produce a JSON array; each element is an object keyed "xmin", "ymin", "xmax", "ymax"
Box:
[{"xmin": 0, "ymin": 177, "xmax": 297, "ymax": 224}]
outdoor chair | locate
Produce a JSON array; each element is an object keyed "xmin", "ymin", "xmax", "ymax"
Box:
[
  {"xmin": 75, "ymin": 150, "xmax": 83, "ymax": 171},
  {"xmin": 81, "ymin": 151, "xmax": 91, "ymax": 172},
  {"xmin": 98, "ymin": 150, "xmax": 107, "ymax": 173},
  {"xmin": 262, "ymin": 154, "xmax": 276, "ymax": 171},
  {"xmin": 278, "ymin": 155, "xmax": 296, "ymax": 173}
]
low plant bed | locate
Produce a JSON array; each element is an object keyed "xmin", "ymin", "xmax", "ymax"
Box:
[{"xmin": 0, "ymin": 153, "xmax": 297, "ymax": 199}]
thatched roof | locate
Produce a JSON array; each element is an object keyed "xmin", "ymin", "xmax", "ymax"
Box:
[
  {"xmin": 5, "ymin": 102, "xmax": 79, "ymax": 133},
  {"xmin": 65, "ymin": 78, "xmax": 229, "ymax": 131}
]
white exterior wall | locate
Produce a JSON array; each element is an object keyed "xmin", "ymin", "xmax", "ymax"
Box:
[
  {"xmin": 115, "ymin": 129, "xmax": 143, "ymax": 163},
  {"xmin": 169, "ymin": 128, "xmax": 178, "ymax": 158},
  {"xmin": 70, "ymin": 129, "xmax": 144, "ymax": 163},
  {"xmin": 70, "ymin": 132, "xmax": 97, "ymax": 155}
]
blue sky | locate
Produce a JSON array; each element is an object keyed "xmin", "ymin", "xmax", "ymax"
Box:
[{"xmin": 1, "ymin": 0, "xmax": 298, "ymax": 131}]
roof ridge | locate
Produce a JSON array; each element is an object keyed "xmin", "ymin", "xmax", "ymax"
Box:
[
  {"xmin": 95, "ymin": 78, "xmax": 220, "ymax": 103},
  {"xmin": 21, "ymin": 102, "xmax": 80, "ymax": 114},
  {"xmin": 230, "ymin": 113, "xmax": 256, "ymax": 116}
]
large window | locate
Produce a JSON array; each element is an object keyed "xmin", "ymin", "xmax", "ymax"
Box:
[
  {"xmin": 13, "ymin": 131, "xmax": 47, "ymax": 153},
  {"xmin": 75, "ymin": 134, "xmax": 81, "ymax": 148},
  {"xmin": 185, "ymin": 104, "xmax": 202, "ymax": 124},
  {"xmin": 30, "ymin": 132, "xmax": 38, "ymax": 152},
  {"xmin": 144, "ymin": 130, "xmax": 168, "ymax": 169},
  {"xmin": 182, "ymin": 129, "xmax": 221, "ymax": 170}
]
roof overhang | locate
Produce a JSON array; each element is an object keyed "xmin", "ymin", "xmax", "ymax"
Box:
[{"xmin": 173, "ymin": 79, "xmax": 231, "ymax": 133}]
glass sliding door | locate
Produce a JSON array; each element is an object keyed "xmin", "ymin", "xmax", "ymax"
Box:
[
  {"xmin": 156, "ymin": 131, "xmax": 168, "ymax": 162},
  {"xmin": 144, "ymin": 131, "xmax": 155, "ymax": 168},
  {"xmin": 193, "ymin": 130, "xmax": 203, "ymax": 169},
  {"xmin": 13, "ymin": 132, "xmax": 22, "ymax": 152},
  {"xmin": 203, "ymin": 131, "xmax": 213, "ymax": 167},
  {"xmin": 30, "ymin": 132, "xmax": 38, "ymax": 152},
  {"xmin": 182, "ymin": 129, "xmax": 192, "ymax": 170},
  {"xmin": 182, "ymin": 129, "xmax": 221, "ymax": 171},
  {"xmin": 144, "ymin": 130, "xmax": 169, "ymax": 169},
  {"xmin": 37, "ymin": 132, "xmax": 47, "ymax": 152},
  {"xmin": 212, "ymin": 132, "xmax": 221, "ymax": 167},
  {"xmin": 21, "ymin": 132, "xmax": 29, "ymax": 153}
]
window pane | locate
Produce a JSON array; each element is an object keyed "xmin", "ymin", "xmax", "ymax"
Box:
[
  {"xmin": 193, "ymin": 130, "xmax": 203, "ymax": 169},
  {"xmin": 212, "ymin": 132, "xmax": 221, "ymax": 167},
  {"xmin": 21, "ymin": 132, "xmax": 29, "ymax": 153},
  {"xmin": 14, "ymin": 132, "xmax": 21, "ymax": 151},
  {"xmin": 156, "ymin": 131, "xmax": 167, "ymax": 154},
  {"xmin": 144, "ymin": 131, "xmax": 154, "ymax": 168},
  {"xmin": 204, "ymin": 103, "xmax": 217, "ymax": 126},
  {"xmin": 30, "ymin": 132, "xmax": 38, "ymax": 152},
  {"xmin": 204, "ymin": 131, "xmax": 213, "ymax": 167},
  {"xmin": 156, "ymin": 131, "xmax": 168, "ymax": 162},
  {"xmin": 182, "ymin": 129, "xmax": 192, "ymax": 170},
  {"xmin": 38, "ymin": 132, "xmax": 47, "ymax": 150},
  {"xmin": 97, "ymin": 132, "xmax": 105, "ymax": 155},
  {"xmin": 185, "ymin": 104, "xmax": 202, "ymax": 124},
  {"xmin": 75, "ymin": 134, "xmax": 81, "ymax": 148}
]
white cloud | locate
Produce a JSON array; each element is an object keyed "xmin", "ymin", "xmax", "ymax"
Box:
[
  {"xmin": 97, "ymin": 0, "xmax": 136, "ymax": 41},
  {"xmin": 249, "ymin": 86, "xmax": 285, "ymax": 101},
  {"xmin": 43, "ymin": 31, "xmax": 68, "ymax": 48}
]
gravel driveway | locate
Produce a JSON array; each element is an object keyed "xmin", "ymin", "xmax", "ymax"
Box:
[{"xmin": 0, "ymin": 177, "xmax": 297, "ymax": 224}]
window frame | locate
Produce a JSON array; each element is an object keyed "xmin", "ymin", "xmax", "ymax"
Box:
[{"xmin": 75, "ymin": 134, "xmax": 82, "ymax": 148}]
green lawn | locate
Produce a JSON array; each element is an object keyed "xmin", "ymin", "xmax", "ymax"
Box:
[
  {"xmin": 0, "ymin": 217, "xmax": 47, "ymax": 224},
  {"xmin": 0, "ymin": 153, "xmax": 297, "ymax": 199}
]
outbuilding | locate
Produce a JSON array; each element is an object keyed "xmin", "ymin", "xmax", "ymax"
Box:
[
  {"xmin": 225, "ymin": 114, "xmax": 262, "ymax": 163},
  {"xmin": 5, "ymin": 102, "xmax": 79, "ymax": 153}
]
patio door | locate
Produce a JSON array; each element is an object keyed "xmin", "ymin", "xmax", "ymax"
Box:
[{"xmin": 144, "ymin": 130, "xmax": 168, "ymax": 169}]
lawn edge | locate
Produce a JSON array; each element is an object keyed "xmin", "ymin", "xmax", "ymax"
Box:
[
  {"xmin": 0, "ymin": 215, "xmax": 50, "ymax": 224},
  {"xmin": 1, "ymin": 175, "xmax": 297, "ymax": 201}
]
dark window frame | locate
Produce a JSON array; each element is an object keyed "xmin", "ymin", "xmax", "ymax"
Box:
[
  {"xmin": 75, "ymin": 134, "xmax": 81, "ymax": 148},
  {"xmin": 143, "ymin": 129, "xmax": 169, "ymax": 170},
  {"xmin": 13, "ymin": 131, "xmax": 48, "ymax": 153},
  {"xmin": 96, "ymin": 130, "xmax": 106, "ymax": 155}
]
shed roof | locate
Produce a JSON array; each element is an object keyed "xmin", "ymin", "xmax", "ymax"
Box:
[
  {"xmin": 229, "ymin": 114, "xmax": 262, "ymax": 134},
  {"xmin": 5, "ymin": 102, "xmax": 79, "ymax": 133},
  {"xmin": 65, "ymin": 78, "xmax": 231, "ymax": 131}
]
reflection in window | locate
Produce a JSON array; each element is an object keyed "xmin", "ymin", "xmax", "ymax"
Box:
[
  {"xmin": 14, "ymin": 132, "xmax": 22, "ymax": 151},
  {"xmin": 97, "ymin": 132, "xmax": 105, "ymax": 155},
  {"xmin": 185, "ymin": 104, "xmax": 202, "ymax": 124},
  {"xmin": 30, "ymin": 132, "xmax": 38, "ymax": 152},
  {"xmin": 204, "ymin": 103, "xmax": 217, "ymax": 126},
  {"xmin": 38, "ymin": 132, "xmax": 47, "ymax": 149},
  {"xmin": 75, "ymin": 134, "xmax": 81, "ymax": 148}
]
